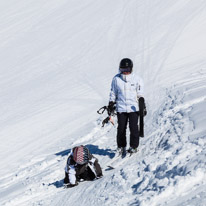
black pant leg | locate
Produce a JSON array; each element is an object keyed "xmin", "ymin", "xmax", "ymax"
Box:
[
  {"xmin": 117, "ymin": 112, "xmax": 128, "ymax": 148},
  {"xmin": 128, "ymin": 112, "xmax": 139, "ymax": 148}
]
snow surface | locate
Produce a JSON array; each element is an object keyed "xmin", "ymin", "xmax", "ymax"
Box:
[{"xmin": 0, "ymin": 0, "xmax": 206, "ymax": 205}]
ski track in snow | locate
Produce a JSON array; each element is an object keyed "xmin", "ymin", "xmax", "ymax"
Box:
[{"xmin": 0, "ymin": 0, "xmax": 206, "ymax": 206}]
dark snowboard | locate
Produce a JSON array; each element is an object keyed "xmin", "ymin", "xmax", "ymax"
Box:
[{"xmin": 139, "ymin": 97, "xmax": 145, "ymax": 137}]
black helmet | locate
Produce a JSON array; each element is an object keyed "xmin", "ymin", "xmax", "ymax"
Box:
[{"xmin": 119, "ymin": 58, "xmax": 133, "ymax": 73}]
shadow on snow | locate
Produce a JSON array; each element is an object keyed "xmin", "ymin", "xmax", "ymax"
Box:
[{"xmin": 55, "ymin": 144, "xmax": 115, "ymax": 159}]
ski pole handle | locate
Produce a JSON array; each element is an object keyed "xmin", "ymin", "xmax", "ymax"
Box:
[{"xmin": 97, "ymin": 106, "xmax": 107, "ymax": 114}]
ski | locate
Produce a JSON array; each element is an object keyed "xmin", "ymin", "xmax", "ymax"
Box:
[
  {"xmin": 106, "ymin": 151, "xmax": 136, "ymax": 170},
  {"xmin": 139, "ymin": 97, "xmax": 145, "ymax": 137},
  {"xmin": 106, "ymin": 153, "xmax": 125, "ymax": 170}
]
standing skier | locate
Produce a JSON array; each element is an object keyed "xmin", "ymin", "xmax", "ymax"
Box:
[{"xmin": 108, "ymin": 58, "xmax": 146, "ymax": 156}]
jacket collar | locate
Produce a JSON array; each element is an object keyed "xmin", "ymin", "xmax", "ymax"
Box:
[{"xmin": 120, "ymin": 73, "xmax": 133, "ymax": 82}]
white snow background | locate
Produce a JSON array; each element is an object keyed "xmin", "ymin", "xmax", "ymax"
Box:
[{"xmin": 0, "ymin": 0, "xmax": 206, "ymax": 205}]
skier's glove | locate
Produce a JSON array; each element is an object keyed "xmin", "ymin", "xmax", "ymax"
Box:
[
  {"xmin": 64, "ymin": 182, "xmax": 78, "ymax": 188},
  {"xmin": 107, "ymin": 101, "xmax": 116, "ymax": 115},
  {"xmin": 144, "ymin": 107, "xmax": 147, "ymax": 116},
  {"xmin": 142, "ymin": 99, "xmax": 147, "ymax": 116}
]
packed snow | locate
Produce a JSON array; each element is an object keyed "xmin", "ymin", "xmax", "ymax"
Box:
[{"xmin": 0, "ymin": 0, "xmax": 206, "ymax": 206}]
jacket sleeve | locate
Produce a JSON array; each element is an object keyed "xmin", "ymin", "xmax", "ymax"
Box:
[
  {"xmin": 68, "ymin": 165, "xmax": 76, "ymax": 184},
  {"xmin": 65, "ymin": 155, "xmax": 77, "ymax": 184},
  {"xmin": 88, "ymin": 155, "xmax": 103, "ymax": 178},
  {"xmin": 109, "ymin": 77, "xmax": 117, "ymax": 102},
  {"xmin": 136, "ymin": 77, "xmax": 144, "ymax": 98},
  {"xmin": 94, "ymin": 159, "xmax": 103, "ymax": 177}
]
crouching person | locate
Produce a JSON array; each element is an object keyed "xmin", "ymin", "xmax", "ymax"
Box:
[{"xmin": 64, "ymin": 145, "xmax": 103, "ymax": 188}]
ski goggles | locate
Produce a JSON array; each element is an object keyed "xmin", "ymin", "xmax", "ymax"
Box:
[{"xmin": 119, "ymin": 67, "xmax": 132, "ymax": 73}]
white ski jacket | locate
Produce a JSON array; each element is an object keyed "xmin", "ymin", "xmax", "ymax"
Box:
[{"xmin": 109, "ymin": 72, "xmax": 144, "ymax": 113}]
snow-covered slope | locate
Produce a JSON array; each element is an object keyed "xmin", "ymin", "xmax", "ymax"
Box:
[{"xmin": 0, "ymin": 0, "xmax": 206, "ymax": 205}]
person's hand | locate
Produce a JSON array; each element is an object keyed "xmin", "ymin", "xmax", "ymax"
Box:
[
  {"xmin": 144, "ymin": 107, "xmax": 147, "ymax": 116},
  {"xmin": 64, "ymin": 182, "xmax": 78, "ymax": 188},
  {"xmin": 107, "ymin": 101, "xmax": 115, "ymax": 115}
]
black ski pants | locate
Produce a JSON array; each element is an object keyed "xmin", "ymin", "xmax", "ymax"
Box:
[{"xmin": 117, "ymin": 112, "xmax": 139, "ymax": 149}]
